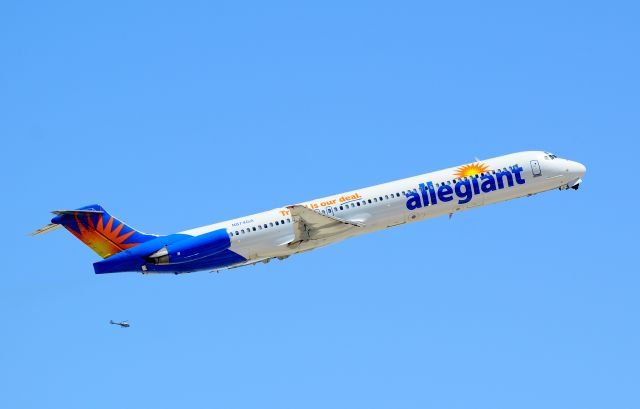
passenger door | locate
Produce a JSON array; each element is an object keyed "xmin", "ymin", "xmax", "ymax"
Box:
[{"xmin": 530, "ymin": 160, "xmax": 542, "ymax": 177}]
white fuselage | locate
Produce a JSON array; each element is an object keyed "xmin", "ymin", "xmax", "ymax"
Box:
[{"xmin": 182, "ymin": 151, "xmax": 586, "ymax": 267}]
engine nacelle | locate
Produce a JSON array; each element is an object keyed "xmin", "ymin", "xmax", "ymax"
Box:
[{"xmin": 146, "ymin": 228, "xmax": 230, "ymax": 265}]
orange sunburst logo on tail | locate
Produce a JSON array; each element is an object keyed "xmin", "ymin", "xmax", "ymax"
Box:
[
  {"xmin": 65, "ymin": 213, "xmax": 140, "ymax": 259},
  {"xmin": 453, "ymin": 162, "xmax": 490, "ymax": 179}
]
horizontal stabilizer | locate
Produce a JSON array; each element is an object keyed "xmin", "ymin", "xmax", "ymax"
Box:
[
  {"xmin": 52, "ymin": 209, "xmax": 104, "ymax": 216},
  {"xmin": 31, "ymin": 209, "xmax": 105, "ymax": 236},
  {"xmin": 30, "ymin": 223, "xmax": 62, "ymax": 236}
]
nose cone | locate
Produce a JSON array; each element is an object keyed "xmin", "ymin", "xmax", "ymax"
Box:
[{"xmin": 570, "ymin": 161, "xmax": 587, "ymax": 177}]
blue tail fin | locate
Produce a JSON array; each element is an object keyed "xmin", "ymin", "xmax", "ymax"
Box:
[{"xmin": 49, "ymin": 204, "xmax": 157, "ymax": 258}]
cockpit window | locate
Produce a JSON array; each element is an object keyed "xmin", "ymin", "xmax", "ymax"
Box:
[{"xmin": 544, "ymin": 151, "xmax": 558, "ymax": 159}]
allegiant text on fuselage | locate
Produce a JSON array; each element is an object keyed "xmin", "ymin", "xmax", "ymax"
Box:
[{"xmin": 405, "ymin": 166, "xmax": 526, "ymax": 210}]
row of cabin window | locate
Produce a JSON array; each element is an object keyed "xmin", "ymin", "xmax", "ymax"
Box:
[
  {"xmin": 319, "ymin": 193, "xmax": 403, "ymax": 214},
  {"xmin": 231, "ymin": 218, "xmax": 292, "ymax": 237},
  {"xmin": 319, "ymin": 164, "xmax": 520, "ymax": 214}
]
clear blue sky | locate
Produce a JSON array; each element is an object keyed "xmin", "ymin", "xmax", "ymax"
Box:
[{"xmin": 1, "ymin": 1, "xmax": 638, "ymax": 408}]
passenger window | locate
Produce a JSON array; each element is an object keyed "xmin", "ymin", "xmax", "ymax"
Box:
[
  {"xmin": 275, "ymin": 221, "xmax": 280, "ymax": 225},
  {"xmin": 374, "ymin": 198, "xmax": 378, "ymax": 202},
  {"xmin": 385, "ymin": 195, "xmax": 389, "ymax": 199},
  {"xmin": 252, "ymin": 227, "xmax": 256, "ymax": 231},
  {"xmin": 258, "ymin": 225, "xmax": 262, "ymax": 230},
  {"xmin": 264, "ymin": 224, "xmax": 268, "ymax": 229},
  {"xmin": 340, "ymin": 205, "xmax": 344, "ymax": 210},
  {"xmin": 235, "ymin": 231, "xmax": 239, "ymax": 235},
  {"xmin": 368, "ymin": 199, "xmax": 372, "ymax": 204},
  {"xmin": 287, "ymin": 218, "xmax": 291, "ymax": 223},
  {"xmin": 270, "ymin": 222, "xmax": 274, "ymax": 227},
  {"xmin": 241, "ymin": 229, "xmax": 245, "ymax": 234},
  {"xmin": 351, "ymin": 203, "xmax": 355, "ymax": 208}
]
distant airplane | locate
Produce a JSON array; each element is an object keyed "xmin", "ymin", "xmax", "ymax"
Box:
[
  {"xmin": 110, "ymin": 320, "xmax": 130, "ymax": 328},
  {"xmin": 33, "ymin": 151, "xmax": 585, "ymax": 275}
]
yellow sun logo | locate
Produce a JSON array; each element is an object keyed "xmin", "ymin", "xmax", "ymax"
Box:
[
  {"xmin": 65, "ymin": 213, "xmax": 140, "ymax": 259},
  {"xmin": 453, "ymin": 162, "xmax": 491, "ymax": 178}
]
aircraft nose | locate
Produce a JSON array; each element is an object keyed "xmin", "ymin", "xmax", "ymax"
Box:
[
  {"xmin": 570, "ymin": 161, "xmax": 587, "ymax": 177},
  {"xmin": 563, "ymin": 160, "xmax": 586, "ymax": 190}
]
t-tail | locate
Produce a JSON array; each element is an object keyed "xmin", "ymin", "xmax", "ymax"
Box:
[{"xmin": 31, "ymin": 204, "xmax": 157, "ymax": 259}]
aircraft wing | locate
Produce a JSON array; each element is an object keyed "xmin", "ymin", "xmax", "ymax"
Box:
[{"xmin": 286, "ymin": 205, "xmax": 364, "ymax": 244}]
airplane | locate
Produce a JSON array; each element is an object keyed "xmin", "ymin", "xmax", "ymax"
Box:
[
  {"xmin": 32, "ymin": 151, "xmax": 585, "ymax": 275},
  {"xmin": 110, "ymin": 320, "xmax": 130, "ymax": 328}
]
